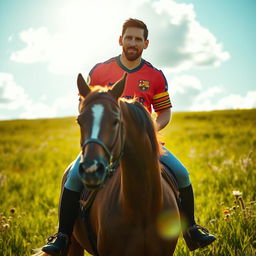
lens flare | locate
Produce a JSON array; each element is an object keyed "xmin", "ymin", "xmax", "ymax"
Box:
[{"xmin": 157, "ymin": 210, "xmax": 186, "ymax": 239}]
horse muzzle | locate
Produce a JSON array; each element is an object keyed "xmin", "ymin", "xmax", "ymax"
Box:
[{"xmin": 79, "ymin": 157, "xmax": 109, "ymax": 190}]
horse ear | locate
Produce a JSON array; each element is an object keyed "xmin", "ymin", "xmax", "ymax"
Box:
[
  {"xmin": 77, "ymin": 73, "xmax": 91, "ymax": 97},
  {"xmin": 109, "ymin": 73, "xmax": 127, "ymax": 99}
]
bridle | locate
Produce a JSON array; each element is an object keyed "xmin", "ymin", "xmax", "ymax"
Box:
[{"xmin": 79, "ymin": 93, "xmax": 125, "ymax": 177}]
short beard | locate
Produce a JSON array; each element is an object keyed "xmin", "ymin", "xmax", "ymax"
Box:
[{"xmin": 123, "ymin": 47, "xmax": 143, "ymax": 61}]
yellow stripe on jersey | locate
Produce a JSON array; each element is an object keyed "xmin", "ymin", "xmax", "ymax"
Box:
[
  {"xmin": 152, "ymin": 91, "xmax": 172, "ymax": 112},
  {"xmin": 152, "ymin": 91, "xmax": 169, "ymax": 100}
]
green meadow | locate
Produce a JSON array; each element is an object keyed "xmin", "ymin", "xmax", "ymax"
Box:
[{"xmin": 0, "ymin": 109, "xmax": 255, "ymax": 256}]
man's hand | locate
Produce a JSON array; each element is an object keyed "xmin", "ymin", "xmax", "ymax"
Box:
[{"xmin": 155, "ymin": 108, "xmax": 171, "ymax": 131}]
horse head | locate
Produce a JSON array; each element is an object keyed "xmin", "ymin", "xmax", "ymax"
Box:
[{"xmin": 76, "ymin": 73, "xmax": 127, "ymax": 190}]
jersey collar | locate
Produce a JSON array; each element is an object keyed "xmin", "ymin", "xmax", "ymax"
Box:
[{"xmin": 116, "ymin": 55, "xmax": 145, "ymax": 73}]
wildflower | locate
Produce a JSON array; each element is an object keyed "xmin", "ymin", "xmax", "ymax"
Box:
[
  {"xmin": 3, "ymin": 223, "xmax": 10, "ymax": 229},
  {"xmin": 223, "ymin": 209, "xmax": 229, "ymax": 215},
  {"xmin": 209, "ymin": 219, "xmax": 217, "ymax": 223},
  {"xmin": 232, "ymin": 190, "xmax": 242, "ymax": 197},
  {"xmin": 232, "ymin": 206, "xmax": 237, "ymax": 210},
  {"xmin": 10, "ymin": 208, "xmax": 16, "ymax": 214}
]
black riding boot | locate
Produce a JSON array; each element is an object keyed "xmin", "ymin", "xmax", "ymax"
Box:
[
  {"xmin": 42, "ymin": 188, "xmax": 80, "ymax": 256},
  {"xmin": 179, "ymin": 185, "xmax": 216, "ymax": 251}
]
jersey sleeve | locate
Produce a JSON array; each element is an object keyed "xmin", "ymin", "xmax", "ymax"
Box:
[
  {"xmin": 152, "ymin": 71, "xmax": 172, "ymax": 112},
  {"xmin": 86, "ymin": 63, "xmax": 102, "ymax": 86}
]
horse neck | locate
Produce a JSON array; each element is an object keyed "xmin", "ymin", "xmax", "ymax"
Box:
[{"xmin": 120, "ymin": 102, "xmax": 163, "ymax": 221}]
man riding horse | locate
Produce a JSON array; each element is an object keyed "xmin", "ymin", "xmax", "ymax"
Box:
[{"xmin": 42, "ymin": 18, "xmax": 216, "ymax": 256}]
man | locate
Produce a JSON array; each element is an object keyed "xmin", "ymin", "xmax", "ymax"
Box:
[{"xmin": 42, "ymin": 18, "xmax": 216, "ymax": 256}]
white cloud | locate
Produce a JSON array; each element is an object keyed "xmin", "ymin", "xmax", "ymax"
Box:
[
  {"xmin": 169, "ymin": 74, "xmax": 203, "ymax": 109},
  {"xmin": 0, "ymin": 72, "xmax": 29, "ymax": 110},
  {"xmin": 10, "ymin": 27, "xmax": 52, "ymax": 63},
  {"xmin": 0, "ymin": 72, "xmax": 78, "ymax": 120},
  {"xmin": 17, "ymin": 91, "xmax": 78, "ymax": 119},
  {"xmin": 19, "ymin": 91, "xmax": 78, "ymax": 119},
  {"xmin": 194, "ymin": 86, "xmax": 224, "ymax": 103},
  {"xmin": 52, "ymin": 91, "xmax": 78, "ymax": 116},
  {"xmin": 19, "ymin": 101, "xmax": 56, "ymax": 119},
  {"xmin": 190, "ymin": 87, "xmax": 256, "ymax": 111},
  {"xmin": 169, "ymin": 74, "xmax": 256, "ymax": 111},
  {"xmin": 215, "ymin": 91, "xmax": 256, "ymax": 110},
  {"xmin": 189, "ymin": 86, "xmax": 224, "ymax": 111},
  {"xmin": 153, "ymin": 0, "xmax": 196, "ymax": 25},
  {"xmin": 139, "ymin": 0, "xmax": 230, "ymax": 71},
  {"xmin": 171, "ymin": 74, "xmax": 202, "ymax": 94},
  {"xmin": 10, "ymin": 0, "xmax": 230, "ymax": 74},
  {"xmin": 185, "ymin": 22, "xmax": 230, "ymax": 67}
]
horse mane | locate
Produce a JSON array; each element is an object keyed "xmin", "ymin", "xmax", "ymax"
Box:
[{"xmin": 120, "ymin": 100, "xmax": 161, "ymax": 158}]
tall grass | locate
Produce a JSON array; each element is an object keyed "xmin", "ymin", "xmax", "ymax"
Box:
[{"xmin": 0, "ymin": 109, "xmax": 255, "ymax": 255}]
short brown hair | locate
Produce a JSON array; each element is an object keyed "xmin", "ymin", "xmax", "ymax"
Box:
[{"xmin": 122, "ymin": 18, "xmax": 148, "ymax": 40}]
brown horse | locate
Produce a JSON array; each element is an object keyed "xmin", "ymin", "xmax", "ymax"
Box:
[{"xmin": 35, "ymin": 73, "xmax": 180, "ymax": 256}]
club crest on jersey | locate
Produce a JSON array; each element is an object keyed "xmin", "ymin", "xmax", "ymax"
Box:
[{"xmin": 138, "ymin": 80, "xmax": 150, "ymax": 91}]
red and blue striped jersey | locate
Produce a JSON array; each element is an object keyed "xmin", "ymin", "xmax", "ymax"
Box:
[{"xmin": 87, "ymin": 55, "xmax": 172, "ymax": 113}]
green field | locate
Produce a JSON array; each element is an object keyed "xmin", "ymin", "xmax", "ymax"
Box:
[{"xmin": 0, "ymin": 109, "xmax": 255, "ymax": 256}]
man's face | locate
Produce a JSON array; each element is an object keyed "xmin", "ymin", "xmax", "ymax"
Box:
[{"xmin": 119, "ymin": 27, "xmax": 149, "ymax": 61}]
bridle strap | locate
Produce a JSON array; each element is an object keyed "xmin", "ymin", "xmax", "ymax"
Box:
[
  {"xmin": 81, "ymin": 122, "xmax": 124, "ymax": 174},
  {"xmin": 107, "ymin": 123, "xmax": 125, "ymax": 173},
  {"xmin": 80, "ymin": 93, "xmax": 125, "ymax": 175},
  {"xmin": 82, "ymin": 138, "xmax": 113, "ymax": 160}
]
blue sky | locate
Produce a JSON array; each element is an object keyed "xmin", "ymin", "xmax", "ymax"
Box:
[{"xmin": 0, "ymin": 0, "xmax": 255, "ymax": 120}]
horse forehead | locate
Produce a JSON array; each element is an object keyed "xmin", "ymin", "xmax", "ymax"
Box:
[
  {"xmin": 91, "ymin": 103, "xmax": 104, "ymax": 117},
  {"xmin": 88, "ymin": 101, "xmax": 114, "ymax": 113},
  {"xmin": 80, "ymin": 94, "xmax": 120, "ymax": 118},
  {"xmin": 90, "ymin": 97, "xmax": 119, "ymax": 113}
]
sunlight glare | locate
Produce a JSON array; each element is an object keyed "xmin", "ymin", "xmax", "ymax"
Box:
[
  {"xmin": 56, "ymin": 0, "xmax": 128, "ymax": 60},
  {"xmin": 157, "ymin": 210, "xmax": 185, "ymax": 239}
]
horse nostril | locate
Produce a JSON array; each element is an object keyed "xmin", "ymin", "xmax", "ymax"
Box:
[
  {"xmin": 79, "ymin": 160, "xmax": 104, "ymax": 176},
  {"xmin": 97, "ymin": 162, "xmax": 106, "ymax": 175},
  {"xmin": 78, "ymin": 163, "xmax": 88, "ymax": 182}
]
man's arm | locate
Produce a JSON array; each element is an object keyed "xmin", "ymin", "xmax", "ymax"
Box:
[{"xmin": 155, "ymin": 108, "xmax": 171, "ymax": 131}]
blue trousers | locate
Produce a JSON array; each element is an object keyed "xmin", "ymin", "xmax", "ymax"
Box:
[{"xmin": 65, "ymin": 146, "xmax": 191, "ymax": 192}]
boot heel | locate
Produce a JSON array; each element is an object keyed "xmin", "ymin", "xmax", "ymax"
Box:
[{"xmin": 183, "ymin": 232, "xmax": 199, "ymax": 251}]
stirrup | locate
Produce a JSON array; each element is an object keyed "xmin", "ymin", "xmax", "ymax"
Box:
[
  {"xmin": 46, "ymin": 232, "xmax": 58, "ymax": 244},
  {"xmin": 186, "ymin": 224, "xmax": 209, "ymax": 235}
]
